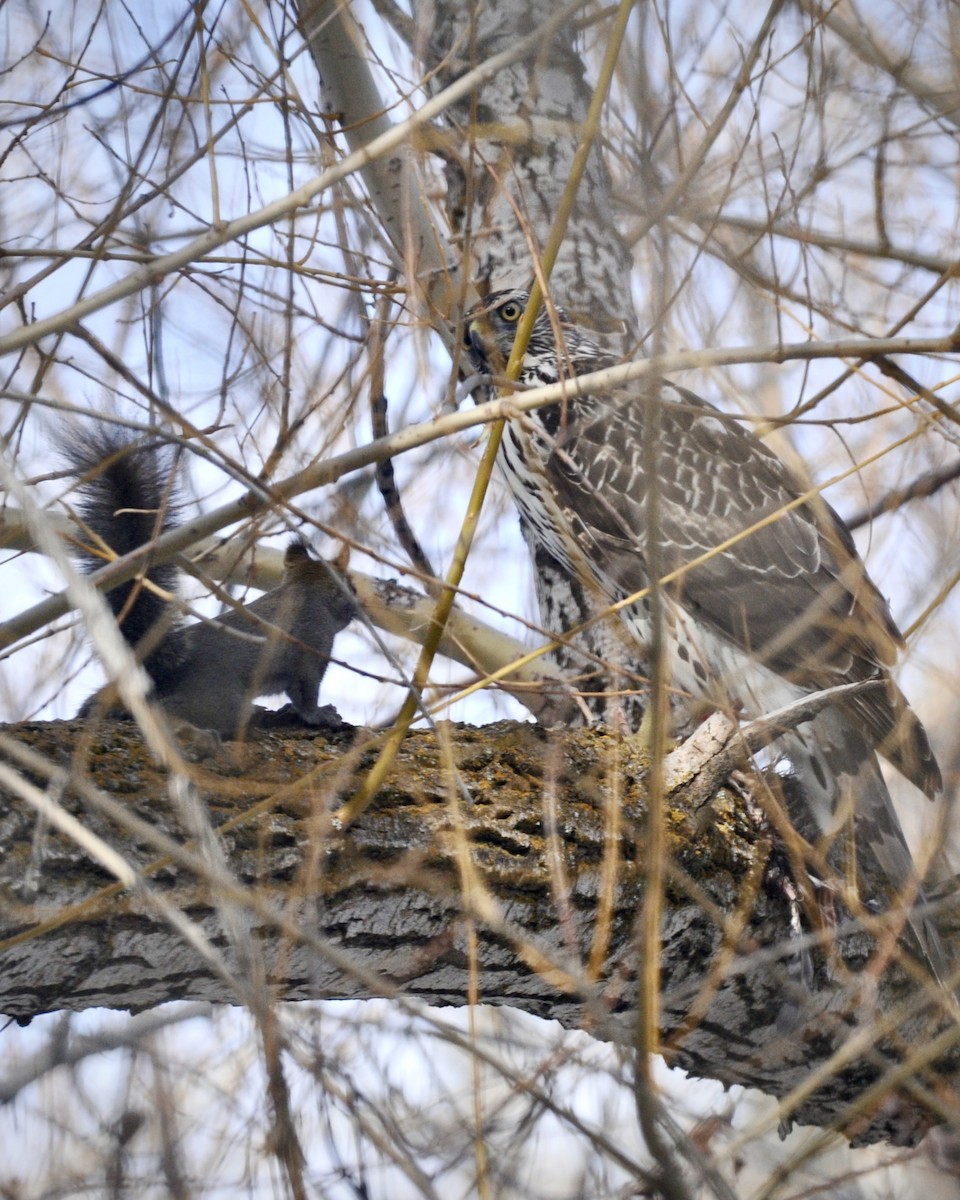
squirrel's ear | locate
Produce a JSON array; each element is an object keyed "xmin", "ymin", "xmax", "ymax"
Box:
[
  {"xmin": 284, "ymin": 536, "xmax": 349, "ymax": 574},
  {"xmin": 332, "ymin": 542, "xmax": 350, "ymax": 573},
  {"xmin": 284, "ymin": 537, "xmax": 312, "ymax": 567}
]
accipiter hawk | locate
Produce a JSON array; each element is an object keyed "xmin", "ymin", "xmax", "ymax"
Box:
[{"xmin": 464, "ymin": 288, "xmax": 946, "ymax": 980}]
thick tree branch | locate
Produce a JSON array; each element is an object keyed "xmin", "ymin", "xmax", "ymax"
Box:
[
  {"xmin": 294, "ymin": 0, "xmax": 452, "ymax": 290},
  {"xmin": 0, "ymin": 512, "xmax": 568, "ymax": 718},
  {"xmin": 0, "ymin": 718, "xmax": 957, "ymax": 1146}
]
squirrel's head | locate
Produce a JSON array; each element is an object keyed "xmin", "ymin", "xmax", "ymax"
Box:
[{"xmin": 283, "ymin": 538, "xmax": 356, "ymax": 622}]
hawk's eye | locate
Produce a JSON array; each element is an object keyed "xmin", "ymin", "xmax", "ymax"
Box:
[{"xmin": 498, "ymin": 300, "xmax": 523, "ymax": 323}]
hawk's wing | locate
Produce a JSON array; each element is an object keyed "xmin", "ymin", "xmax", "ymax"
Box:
[{"xmin": 540, "ymin": 381, "xmax": 940, "ymax": 795}]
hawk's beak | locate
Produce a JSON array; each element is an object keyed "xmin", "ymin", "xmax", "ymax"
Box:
[
  {"xmin": 464, "ymin": 315, "xmax": 505, "ymax": 374},
  {"xmin": 465, "ymin": 317, "xmax": 485, "ymax": 353}
]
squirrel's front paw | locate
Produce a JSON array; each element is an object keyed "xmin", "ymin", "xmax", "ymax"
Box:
[{"xmin": 256, "ymin": 702, "xmax": 352, "ymax": 733}]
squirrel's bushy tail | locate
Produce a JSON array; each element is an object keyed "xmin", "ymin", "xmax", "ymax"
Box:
[{"xmin": 66, "ymin": 427, "xmax": 185, "ymax": 678}]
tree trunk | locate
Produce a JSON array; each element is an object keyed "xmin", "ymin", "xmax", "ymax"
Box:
[{"xmin": 411, "ymin": 0, "xmax": 634, "ymax": 324}]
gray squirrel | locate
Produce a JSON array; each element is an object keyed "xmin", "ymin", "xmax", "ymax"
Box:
[{"xmin": 67, "ymin": 428, "xmax": 357, "ymax": 738}]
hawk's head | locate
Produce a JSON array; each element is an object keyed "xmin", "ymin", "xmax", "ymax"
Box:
[{"xmin": 462, "ymin": 289, "xmax": 603, "ymax": 387}]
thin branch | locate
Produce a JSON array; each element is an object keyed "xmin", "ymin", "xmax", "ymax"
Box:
[
  {"xmin": 707, "ymin": 212, "xmax": 954, "ymax": 278},
  {"xmin": 367, "ymin": 283, "xmax": 438, "ymax": 586},
  {"xmin": 624, "ymin": 0, "xmax": 789, "ymax": 245},
  {"xmin": 846, "ymin": 457, "xmax": 960, "ymax": 530},
  {"xmin": 799, "ymin": 0, "xmax": 960, "ymax": 133},
  {"xmin": 3, "ymin": 328, "xmax": 958, "ymax": 654}
]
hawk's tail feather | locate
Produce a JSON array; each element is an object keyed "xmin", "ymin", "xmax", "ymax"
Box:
[
  {"xmin": 774, "ymin": 712, "xmax": 949, "ymax": 988},
  {"xmin": 872, "ymin": 683, "xmax": 943, "ymax": 800}
]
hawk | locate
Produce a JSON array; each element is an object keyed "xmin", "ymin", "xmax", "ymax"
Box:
[{"xmin": 464, "ymin": 288, "xmax": 946, "ymax": 980}]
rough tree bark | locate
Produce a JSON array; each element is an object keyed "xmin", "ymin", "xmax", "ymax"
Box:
[{"xmin": 0, "ymin": 719, "xmax": 957, "ymax": 1146}]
